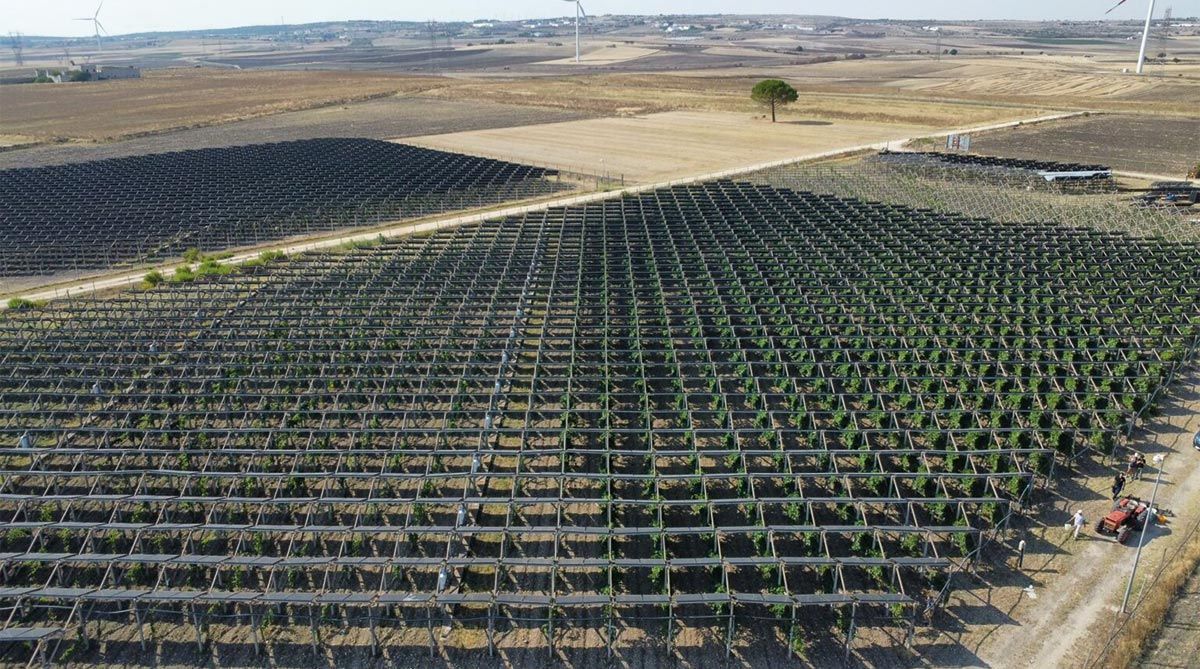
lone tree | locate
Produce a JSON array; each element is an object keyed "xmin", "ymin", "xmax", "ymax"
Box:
[{"xmin": 751, "ymin": 79, "xmax": 798, "ymax": 123}]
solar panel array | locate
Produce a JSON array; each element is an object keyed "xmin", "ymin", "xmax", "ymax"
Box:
[
  {"xmin": 0, "ymin": 138, "xmax": 566, "ymax": 279},
  {"xmin": 0, "ymin": 179, "xmax": 1197, "ymax": 661},
  {"xmin": 885, "ymin": 151, "xmax": 1109, "ymax": 174}
]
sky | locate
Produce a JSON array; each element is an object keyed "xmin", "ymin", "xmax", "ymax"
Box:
[{"xmin": 5, "ymin": 0, "xmax": 1199, "ymax": 37}]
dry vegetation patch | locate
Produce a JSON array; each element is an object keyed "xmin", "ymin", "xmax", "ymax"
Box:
[
  {"xmin": 1117, "ymin": 530, "xmax": 1200, "ymax": 668},
  {"xmin": 537, "ymin": 45, "xmax": 660, "ymax": 66},
  {"xmin": 421, "ymin": 73, "xmax": 1038, "ymax": 128},
  {"xmin": 405, "ymin": 110, "xmax": 932, "ymax": 182},
  {"xmin": 669, "ymin": 57, "xmax": 1199, "ymax": 118}
]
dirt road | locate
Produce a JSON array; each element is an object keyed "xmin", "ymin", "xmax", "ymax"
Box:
[{"xmin": 922, "ymin": 370, "xmax": 1200, "ymax": 668}]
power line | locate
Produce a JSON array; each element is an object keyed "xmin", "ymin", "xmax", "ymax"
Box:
[{"xmin": 8, "ymin": 32, "xmax": 24, "ymax": 67}]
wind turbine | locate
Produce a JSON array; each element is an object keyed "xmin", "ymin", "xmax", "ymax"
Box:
[
  {"xmin": 75, "ymin": 1, "xmax": 107, "ymax": 53},
  {"xmin": 1107, "ymin": 0, "xmax": 1156, "ymax": 74},
  {"xmin": 561, "ymin": 0, "xmax": 586, "ymax": 63}
]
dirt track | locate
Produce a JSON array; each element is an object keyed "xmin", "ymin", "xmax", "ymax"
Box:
[{"xmin": 908, "ymin": 370, "xmax": 1200, "ymax": 668}]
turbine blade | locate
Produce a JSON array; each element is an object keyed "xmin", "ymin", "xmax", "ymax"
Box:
[
  {"xmin": 1105, "ymin": 0, "xmax": 1129, "ymax": 15},
  {"xmin": 95, "ymin": 20, "xmax": 108, "ymax": 35},
  {"xmin": 95, "ymin": 0, "xmax": 104, "ymax": 19},
  {"xmin": 579, "ymin": 2, "xmax": 587, "ymax": 18}
]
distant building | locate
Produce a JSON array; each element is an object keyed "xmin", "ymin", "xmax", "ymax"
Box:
[
  {"xmin": 32, "ymin": 63, "xmax": 140, "ymax": 83},
  {"xmin": 32, "ymin": 69, "xmax": 65, "ymax": 83},
  {"xmin": 90, "ymin": 64, "xmax": 142, "ymax": 80}
]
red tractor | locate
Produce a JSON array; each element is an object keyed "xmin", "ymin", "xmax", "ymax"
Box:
[{"xmin": 1095, "ymin": 496, "xmax": 1151, "ymax": 544}]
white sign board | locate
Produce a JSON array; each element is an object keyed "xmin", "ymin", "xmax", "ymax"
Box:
[{"xmin": 946, "ymin": 134, "xmax": 972, "ymax": 152}]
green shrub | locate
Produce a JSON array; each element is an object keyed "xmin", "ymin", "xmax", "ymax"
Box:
[
  {"xmin": 790, "ymin": 633, "xmax": 808, "ymax": 659},
  {"xmin": 142, "ymin": 270, "xmax": 164, "ymax": 288},
  {"xmin": 6, "ymin": 297, "xmax": 45, "ymax": 311},
  {"xmin": 241, "ymin": 250, "xmax": 286, "ymax": 269},
  {"xmin": 195, "ymin": 259, "xmax": 232, "ymax": 277}
]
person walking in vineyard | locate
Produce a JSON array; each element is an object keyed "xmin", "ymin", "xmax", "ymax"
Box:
[
  {"xmin": 1127, "ymin": 453, "xmax": 1146, "ymax": 481},
  {"xmin": 1071, "ymin": 509, "xmax": 1086, "ymax": 540},
  {"xmin": 1111, "ymin": 472, "xmax": 1126, "ymax": 500}
]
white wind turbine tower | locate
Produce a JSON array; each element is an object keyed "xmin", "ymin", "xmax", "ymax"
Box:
[
  {"xmin": 76, "ymin": 1, "xmax": 108, "ymax": 53},
  {"xmin": 1107, "ymin": 0, "xmax": 1156, "ymax": 74},
  {"xmin": 561, "ymin": 0, "xmax": 586, "ymax": 63}
]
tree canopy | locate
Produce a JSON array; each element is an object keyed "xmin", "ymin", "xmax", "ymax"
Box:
[{"xmin": 750, "ymin": 79, "xmax": 799, "ymax": 123}]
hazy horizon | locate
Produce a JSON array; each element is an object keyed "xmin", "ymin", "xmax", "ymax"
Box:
[{"xmin": 5, "ymin": 0, "xmax": 1198, "ymax": 39}]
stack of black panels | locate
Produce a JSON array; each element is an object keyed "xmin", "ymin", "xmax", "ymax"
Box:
[{"xmin": 0, "ymin": 138, "xmax": 564, "ymax": 277}]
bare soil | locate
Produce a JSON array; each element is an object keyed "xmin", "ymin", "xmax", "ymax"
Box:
[
  {"xmin": 41, "ymin": 617, "xmax": 847, "ymax": 668},
  {"xmin": 0, "ymin": 69, "xmax": 441, "ymax": 142},
  {"xmin": 0, "ymin": 96, "xmax": 594, "ymax": 169},
  {"xmin": 970, "ymin": 114, "xmax": 1200, "ymax": 178}
]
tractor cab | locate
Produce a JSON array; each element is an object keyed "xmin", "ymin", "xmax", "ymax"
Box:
[{"xmin": 1095, "ymin": 496, "xmax": 1150, "ymax": 544}]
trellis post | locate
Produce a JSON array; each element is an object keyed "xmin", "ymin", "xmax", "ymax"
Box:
[
  {"xmin": 724, "ymin": 601, "xmax": 736, "ymax": 659},
  {"xmin": 368, "ymin": 606, "xmax": 379, "ymax": 658},
  {"xmin": 249, "ymin": 609, "xmax": 261, "ymax": 656},
  {"xmin": 133, "ymin": 604, "xmax": 145, "ymax": 651}
]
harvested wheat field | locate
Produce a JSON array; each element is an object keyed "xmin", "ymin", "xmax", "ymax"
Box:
[
  {"xmin": 670, "ymin": 57, "xmax": 1200, "ymax": 118},
  {"xmin": 405, "ymin": 111, "xmax": 933, "ymax": 182},
  {"xmin": 537, "ymin": 45, "xmax": 660, "ymax": 66},
  {"xmin": 0, "ymin": 69, "xmax": 440, "ymax": 142},
  {"xmin": 421, "ymin": 73, "xmax": 1037, "ymax": 127}
]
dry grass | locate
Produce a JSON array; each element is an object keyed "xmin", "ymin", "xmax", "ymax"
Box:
[
  {"xmin": 537, "ymin": 45, "xmax": 660, "ymax": 66},
  {"xmin": 1101, "ymin": 525, "xmax": 1200, "ymax": 669},
  {"xmin": 0, "ymin": 69, "xmax": 443, "ymax": 142},
  {"xmin": 670, "ymin": 56, "xmax": 1200, "ymax": 118},
  {"xmin": 405, "ymin": 110, "xmax": 932, "ymax": 182},
  {"xmin": 3, "ymin": 52, "xmax": 1195, "ymax": 150},
  {"xmin": 421, "ymin": 73, "xmax": 1042, "ymax": 128}
]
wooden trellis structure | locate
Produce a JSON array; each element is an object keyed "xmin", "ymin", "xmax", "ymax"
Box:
[{"xmin": 0, "ymin": 178, "xmax": 1197, "ymax": 662}]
